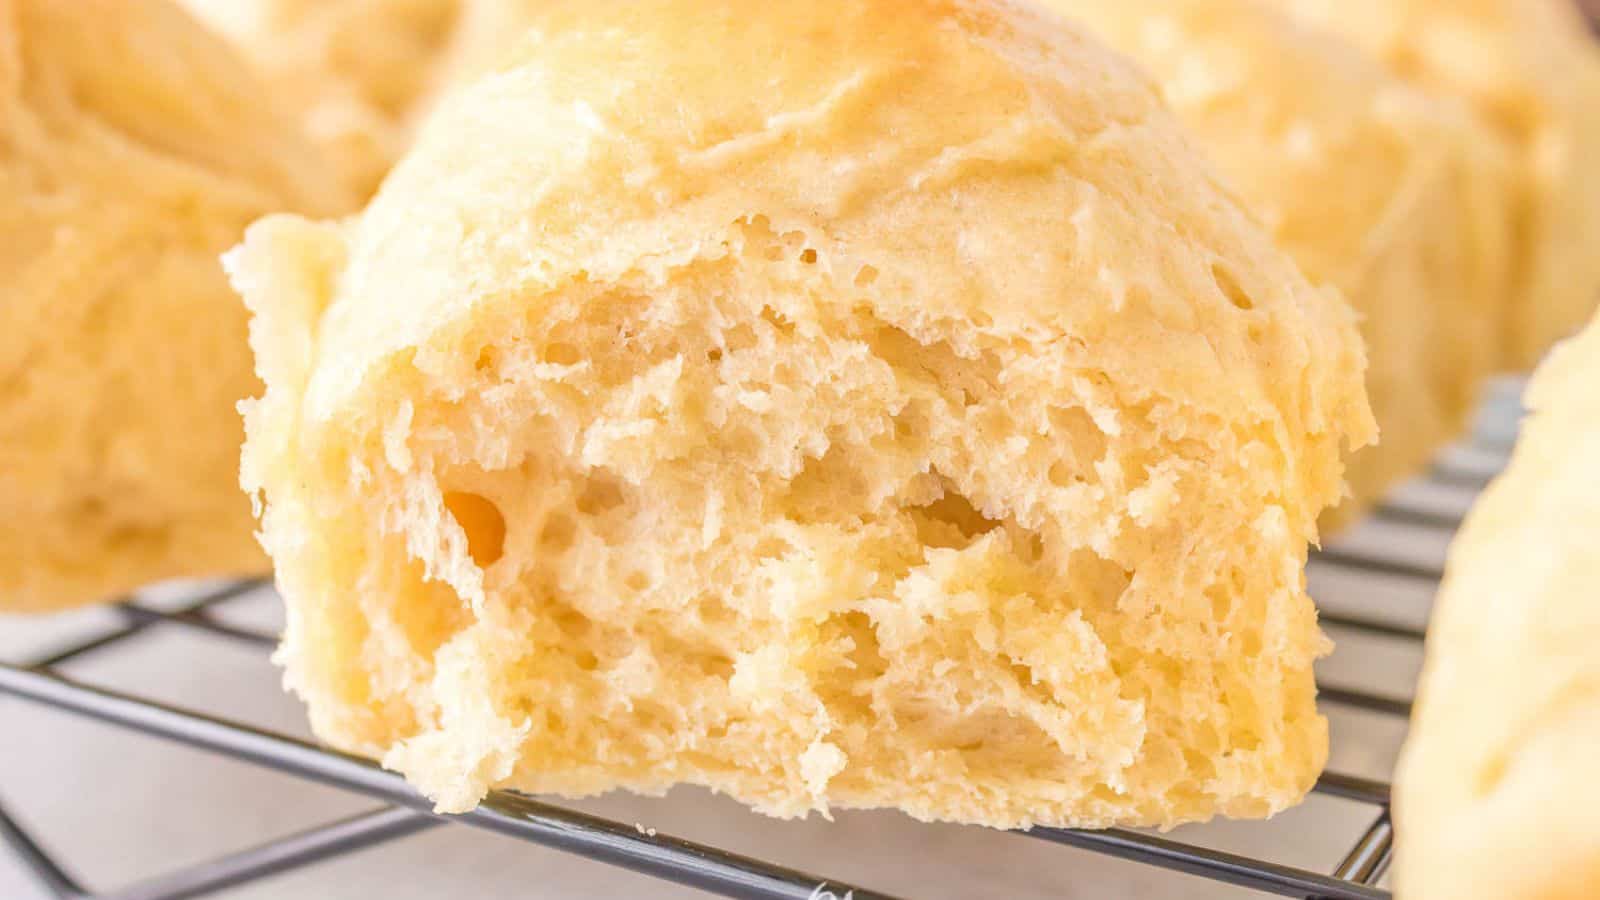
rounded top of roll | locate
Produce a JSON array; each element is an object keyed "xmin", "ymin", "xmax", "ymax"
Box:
[
  {"xmin": 1267, "ymin": 0, "xmax": 1600, "ymax": 367},
  {"xmin": 1048, "ymin": 0, "xmax": 1511, "ymax": 286},
  {"xmin": 260, "ymin": 0, "xmax": 1371, "ymax": 523}
]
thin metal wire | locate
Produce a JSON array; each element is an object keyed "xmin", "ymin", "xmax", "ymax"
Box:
[
  {"xmin": 1425, "ymin": 461, "xmax": 1498, "ymax": 491},
  {"xmin": 111, "ymin": 604, "xmax": 275, "ymax": 651},
  {"xmin": 0, "ymin": 665, "xmax": 902, "ymax": 900},
  {"xmin": 0, "ymin": 605, "xmax": 1409, "ymax": 900},
  {"xmin": 1312, "ymin": 771, "xmax": 1389, "ymax": 807},
  {"xmin": 27, "ymin": 579, "xmax": 268, "ymax": 670},
  {"xmin": 1309, "ymin": 550, "xmax": 1444, "ymax": 584},
  {"xmin": 1024, "ymin": 827, "xmax": 1388, "ymax": 900},
  {"xmin": 96, "ymin": 808, "xmax": 440, "ymax": 900},
  {"xmin": 1, "ymin": 425, "xmax": 1512, "ymax": 899},
  {"xmin": 1331, "ymin": 813, "xmax": 1394, "ymax": 887},
  {"xmin": 0, "ymin": 795, "xmax": 85, "ymax": 900},
  {"xmin": 1318, "ymin": 612, "xmax": 1427, "ymax": 644},
  {"xmin": 1316, "ymin": 685, "xmax": 1413, "ymax": 718},
  {"xmin": 1368, "ymin": 503, "xmax": 1464, "ymax": 532}
]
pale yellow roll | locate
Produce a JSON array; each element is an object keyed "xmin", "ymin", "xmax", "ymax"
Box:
[
  {"xmin": 179, "ymin": 0, "xmax": 464, "ymax": 198},
  {"xmin": 0, "ymin": 0, "xmax": 349, "ymax": 612},
  {"xmin": 235, "ymin": 0, "xmax": 1374, "ymax": 824},
  {"xmin": 1268, "ymin": 0, "xmax": 1600, "ymax": 370},
  {"xmin": 179, "ymin": 0, "xmax": 574, "ymax": 200},
  {"xmin": 1395, "ymin": 310, "xmax": 1600, "ymax": 898},
  {"xmin": 1041, "ymin": 0, "xmax": 1513, "ymax": 529}
]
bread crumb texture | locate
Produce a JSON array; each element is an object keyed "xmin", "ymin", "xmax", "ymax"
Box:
[
  {"xmin": 1268, "ymin": 0, "xmax": 1600, "ymax": 370},
  {"xmin": 0, "ymin": 0, "xmax": 348, "ymax": 613},
  {"xmin": 1395, "ymin": 309, "xmax": 1600, "ymax": 900},
  {"xmin": 1044, "ymin": 0, "xmax": 1513, "ymax": 531},
  {"xmin": 238, "ymin": 0, "xmax": 1374, "ymax": 827}
]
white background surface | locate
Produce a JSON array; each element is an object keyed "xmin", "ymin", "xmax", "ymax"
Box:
[{"xmin": 0, "ymin": 388, "xmax": 1521, "ymax": 899}]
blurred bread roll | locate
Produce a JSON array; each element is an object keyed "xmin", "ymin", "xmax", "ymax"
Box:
[
  {"xmin": 179, "ymin": 0, "xmax": 464, "ymax": 197},
  {"xmin": 235, "ymin": 0, "xmax": 1373, "ymax": 823},
  {"xmin": 179, "ymin": 0, "xmax": 563, "ymax": 198},
  {"xmin": 0, "ymin": 0, "xmax": 348, "ymax": 612},
  {"xmin": 1395, "ymin": 310, "xmax": 1600, "ymax": 898},
  {"xmin": 1269, "ymin": 0, "xmax": 1600, "ymax": 369},
  {"xmin": 1041, "ymin": 0, "xmax": 1512, "ymax": 528},
  {"xmin": 426, "ymin": 1, "xmax": 547, "ymax": 92}
]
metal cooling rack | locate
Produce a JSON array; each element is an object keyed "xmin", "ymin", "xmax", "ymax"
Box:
[{"xmin": 0, "ymin": 384, "xmax": 1525, "ymax": 900}]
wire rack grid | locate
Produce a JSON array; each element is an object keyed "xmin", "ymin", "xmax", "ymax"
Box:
[{"xmin": 0, "ymin": 387, "xmax": 1524, "ymax": 900}]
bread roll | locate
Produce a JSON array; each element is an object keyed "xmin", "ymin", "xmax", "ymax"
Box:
[
  {"xmin": 179, "ymin": 1, "xmax": 577, "ymax": 198},
  {"xmin": 1040, "ymin": 0, "xmax": 1513, "ymax": 529},
  {"xmin": 179, "ymin": 0, "xmax": 463, "ymax": 197},
  {"xmin": 235, "ymin": 0, "xmax": 1374, "ymax": 824},
  {"xmin": 0, "ymin": 0, "xmax": 348, "ymax": 612},
  {"xmin": 426, "ymin": 1, "xmax": 546, "ymax": 90},
  {"xmin": 1394, "ymin": 311, "xmax": 1600, "ymax": 898},
  {"xmin": 1268, "ymin": 0, "xmax": 1600, "ymax": 369}
]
